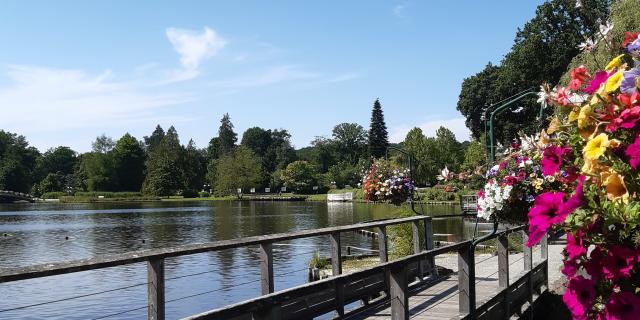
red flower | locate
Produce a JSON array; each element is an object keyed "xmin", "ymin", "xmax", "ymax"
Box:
[
  {"xmin": 556, "ymin": 86, "xmax": 572, "ymax": 106},
  {"xmin": 570, "ymin": 65, "xmax": 590, "ymax": 90},
  {"xmin": 607, "ymin": 106, "xmax": 640, "ymax": 132},
  {"xmin": 622, "ymin": 32, "xmax": 640, "ymax": 48},
  {"xmin": 604, "ymin": 291, "xmax": 640, "ymax": 320}
]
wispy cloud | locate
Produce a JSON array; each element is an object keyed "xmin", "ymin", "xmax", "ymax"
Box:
[
  {"xmin": 165, "ymin": 26, "xmax": 226, "ymax": 82},
  {"xmin": 0, "ymin": 65, "xmax": 191, "ymax": 134},
  {"xmin": 393, "ymin": 3, "xmax": 407, "ymax": 18},
  {"xmin": 390, "ymin": 117, "xmax": 472, "ymax": 143}
]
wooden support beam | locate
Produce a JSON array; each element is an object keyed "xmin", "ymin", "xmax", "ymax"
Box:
[
  {"xmin": 412, "ymin": 221, "xmax": 423, "ymax": 281},
  {"xmin": 522, "ymin": 231, "xmax": 532, "ymax": 271},
  {"xmin": 497, "ymin": 234, "xmax": 509, "ymax": 289},
  {"xmin": 377, "ymin": 226, "xmax": 388, "ymax": 263},
  {"xmin": 147, "ymin": 258, "xmax": 165, "ymax": 320},
  {"xmin": 458, "ymin": 245, "xmax": 475, "ymax": 315},
  {"xmin": 259, "ymin": 243, "xmax": 274, "ymax": 295},
  {"xmin": 389, "ymin": 265, "xmax": 409, "ymax": 320},
  {"xmin": 424, "ymin": 218, "xmax": 436, "ymax": 277},
  {"xmin": 330, "ymin": 232, "xmax": 342, "ymax": 276}
]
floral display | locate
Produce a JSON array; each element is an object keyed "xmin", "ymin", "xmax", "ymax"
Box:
[
  {"xmin": 522, "ymin": 31, "xmax": 640, "ymax": 319},
  {"xmin": 361, "ymin": 159, "xmax": 415, "ymax": 205}
]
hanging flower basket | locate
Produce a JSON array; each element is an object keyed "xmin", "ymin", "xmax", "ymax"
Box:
[{"xmin": 362, "ymin": 159, "xmax": 415, "ymax": 205}]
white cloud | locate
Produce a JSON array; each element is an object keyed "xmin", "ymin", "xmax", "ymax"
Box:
[
  {"xmin": 0, "ymin": 65, "xmax": 190, "ymax": 136},
  {"xmin": 393, "ymin": 3, "xmax": 409, "ymax": 19},
  {"xmin": 166, "ymin": 26, "xmax": 226, "ymax": 70},
  {"xmin": 390, "ymin": 117, "xmax": 472, "ymax": 143}
]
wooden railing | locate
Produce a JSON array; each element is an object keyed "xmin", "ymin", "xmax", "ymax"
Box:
[{"xmin": 0, "ymin": 216, "xmax": 548, "ymax": 320}]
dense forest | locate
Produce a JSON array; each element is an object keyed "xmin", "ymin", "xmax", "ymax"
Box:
[{"xmin": 0, "ymin": 99, "xmax": 477, "ymax": 197}]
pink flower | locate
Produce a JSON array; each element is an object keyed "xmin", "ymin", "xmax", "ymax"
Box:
[
  {"xmin": 625, "ymin": 135, "xmax": 640, "ymax": 169},
  {"xmin": 604, "ymin": 291, "xmax": 640, "ymax": 320},
  {"xmin": 556, "ymin": 86, "xmax": 573, "ymax": 106},
  {"xmin": 541, "ymin": 145, "xmax": 572, "ymax": 176},
  {"xmin": 584, "ymin": 246, "xmax": 604, "ymax": 281},
  {"xmin": 526, "ymin": 192, "xmax": 566, "ymax": 246},
  {"xmin": 602, "ymin": 245, "xmax": 638, "ymax": 281},
  {"xmin": 502, "ymin": 176, "xmax": 518, "ymax": 186},
  {"xmin": 607, "ymin": 106, "xmax": 640, "ymax": 132},
  {"xmin": 570, "ymin": 65, "xmax": 590, "ymax": 90},
  {"xmin": 562, "ymin": 260, "xmax": 577, "ymax": 277},
  {"xmin": 562, "ymin": 176, "xmax": 586, "ymax": 217},
  {"xmin": 584, "ymin": 71, "xmax": 612, "ymax": 94},
  {"xmin": 563, "ymin": 276, "xmax": 596, "ymax": 320},
  {"xmin": 566, "ymin": 230, "xmax": 587, "ymax": 260}
]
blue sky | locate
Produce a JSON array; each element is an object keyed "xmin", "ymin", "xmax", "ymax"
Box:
[{"xmin": 0, "ymin": 1, "xmax": 544, "ymax": 152}]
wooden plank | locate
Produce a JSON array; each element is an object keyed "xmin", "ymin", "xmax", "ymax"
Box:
[
  {"xmin": 259, "ymin": 243, "xmax": 274, "ymax": 295},
  {"xmin": 0, "ymin": 215, "xmax": 432, "ymax": 283},
  {"xmin": 424, "ymin": 218, "xmax": 437, "ymax": 277},
  {"xmin": 412, "ymin": 221, "xmax": 423, "ymax": 281},
  {"xmin": 147, "ymin": 258, "xmax": 165, "ymax": 320},
  {"xmin": 522, "ymin": 231, "xmax": 532, "ymax": 271},
  {"xmin": 389, "ymin": 265, "xmax": 409, "ymax": 320},
  {"xmin": 457, "ymin": 245, "xmax": 474, "ymax": 315},
  {"xmin": 497, "ymin": 234, "xmax": 509, "ymax": 289},
  {"xmin": 377, "ymin": 226, "xmax": 388, "ymax": 263},
  {"xmin": 330, "ymin": 232, "xmax": 342, "ymax": 276}
]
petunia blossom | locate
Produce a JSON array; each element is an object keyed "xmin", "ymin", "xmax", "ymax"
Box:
[
  {"xmin": 625, "ymin": 135, "xmax": 640, "ymax": 169},
  {"xmin": 570, "ymin": 65, "xmax": 590, "ymax": 90},
  {"xmin": 563, "ymin": 276, "xmax": 597, "ymax": 320},
  {"xmin": 621, "ymin": 68, "xmax": 640, "ymax": 94},
  {"xmin": 541, "ymin": 145, "xmax": 571, "ymax": 176},
  {"xmin": 562, "ymin": 260, "xmax": 577, "ymax": 277},
  {"xmin": 607, "ymin": 106, "xmax": 640, "ymax": 132},
  {"xmin": 584, "ymin": 246, "xmax": 604, "ymax": 281},
  {"xmin": 566, "ymin": 229, "xmax": 587, "ymax": 260},
  {"xmin": 584, "ymin": 71, "xmax": 611, "ymax": 94},
  {"xmin": 526, "ymin": 192, "xmax": 566, "ymax": 247},
  {"xmin": 604, "ymin": 291, "xmax": 640, "ymax": 320},
  {"xmin": 602, "ymin": 245, "xmax": 638, "ymax": 281}
]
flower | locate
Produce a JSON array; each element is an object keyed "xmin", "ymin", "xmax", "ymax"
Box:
[
  {"xmin": 604, "ymin": 291, "xmax": 640, "ymax": 320},
  {"xmin": 625, "ymin": 135, "xmax": 640, "ymax": 169},
  {"xmin": 605, "ymin": 54, "xmax": 626, "ymax": 72},
  {"xmin": 584, "ymin": 71, "xmax": 611, "ymax": 94},
  {"xmin": 556, "ymin": 86, "xmax": 573, "ymax": 106},
  {"xmin": 526, "ymin": 192, "xmax": 566, "ymax": 246},
  {"xmin": 584, "ymin": 246, "xmax": 604, "ymax": 281},
  {"xmin": 584, "ymin": 133, "xmax": 610, "ymax": 161},
  {"xmin": 577, "ymin": 104, "xmax": 593, "ymax": 129},
  {"xmin": 579, "ymin": 38, "xmax": 597, "ymax": 53},
  {"xmin": 541, "ymin": 145, "xmax": 571, "ymax": 176},
  {"xmin": 602, "ymin": 245, "xmax": 637, "ymax": 280},
  {"xmin": 621, "ymin": 68, "xmax": 640, "ymax": 94},
  {"xmin": 601, "ymin": 170, "xmax": 629, "ymax": 202},
  {"xmin": 562, "ymin": 260, "xmax": 577, "ymax": 277},
  {"xmin": 538, "ymin": 83, "xmax": 553, "ymax": 107},
  {"xmin": 570, "ymin": 65, "xmax": 590, "ymax": 90},
  {"xmin": 566, "ymin": 230, "xmax": 587, "ymax": 260},
  {"xmin": 607, "ymin": 106, "xmax": 640, "ymax": 132},
  {"xmin": 622, "ymin": 31, "xmax": 640, "ymax": 49},
  {"xmin": 563, "ymin": 276, "xmax": 597, "ymax": 320},
  {"xmin": 605, "ymin": 70, "xmax": 624, "ymax": 93}
]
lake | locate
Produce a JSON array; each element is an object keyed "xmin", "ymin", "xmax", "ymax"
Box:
[{"xmin": 0, "ymin": 201, "xmax": 479, "ymax": 319}]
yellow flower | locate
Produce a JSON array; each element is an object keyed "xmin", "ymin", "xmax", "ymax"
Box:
[
  {"xmin": 577, "ymin": 105, "xmax": 592, "ymax": 129},
  {"xmin": 601, "ymin": 170, "xmax": 629, "ymax": 202},
  {"xmin": 584, "ymin": 133, "xmax": 610, "ymax": 160},
  {"xmin": 547, "ymin": 117, "xmax": 561, "ymax": 134},
  {"xmin": 605, "ymin": 70, "xmax": 624, "ymax": 93},
  {"xmin": 605, "ymin": 54, "xmax": 625, "ymax": 71},
  {"xmin": 568, "ymin": 108, "xmax": 579, "ymax": 123},
  {"xmin": 581, "ymin": 158, "xmax": 602, "ymax": 175},
  {"xmin": 538, "ymin": 129, "xmax": 550, "ymax": 146}
]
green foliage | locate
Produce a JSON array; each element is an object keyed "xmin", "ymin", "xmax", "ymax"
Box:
[
  {"xmin": 142, "ymin": 126, "xmax": 184, "ymax": 196},
  {"xmin": 367, "ymin": 98, "xmax": 388, "ymax": 158},
  {"xmin": 199, "ymin": 191, "xmax": 210, "ymax": 198},
  {"xmin": 181, "ymin": 189, "xmax": 199, "ymax": 198},
  {"xmin": 0, "ymin": 130, "xmax": 39, "ymax": 193},
  {"xmin": 241, "ymin": 127, "xmax": 272, "ymax": 156},
  {"xmin": 461, "ymin": 139, "xmax": 487, "ymax": 172},
  {"xmin": 281, "ymin": 160, "xmax": 319, "ymax": 193},
  {"xmin": 218, "ymin": 113, "xmax": 237, "ymax": 155},
  {"xmin": 37, "ymin": 172, "xmax": 65, "ymax": 193},
  {"xmin": 214, "ymin": 146, "xmax": 263, "ymax": 196},
  {"xmin": 78, "ymin": 151, "xmax": 118, "ymax": 192},
  {"xmin": 183, "ymin": 139, "xmax": 207, "ymax": 191},
  {"xmin": 112, "ymin": 133, "xmax": 146, "ymax": 192},
  {"xmin": 74, "ymin": 191, "xmax": 142, "ymax": 198},
  {"xmin": 327, "ymin": 160, "xmax": 363, "ymax": 189},
  {"xmin": 419, "ymin": 188, "xmax": 457, "ymax": 201},
  {"xmin": 92, "ymin": 134, "xmax": 115, "ymax": 153},
  {"xmin": 308, "ymin": 250, "xmax": 329, "ymax": 269},
  {"xmin": 457, "ymin": 0, "xmax": 611, "ymax": 143},
  {"xmin": 41, "ymin": 191, "xmax": 65, "ymax": 199},
  {"xmin": 35, "ymin": 146, "xmax": 77, "ymax": 181},
  {"xmin": 143, "ymin": 125, "xmax": 165, "ymax": 154},
  {"xmin": 332, "ymin": 123, "xmax": 368, "ymax": 165}
]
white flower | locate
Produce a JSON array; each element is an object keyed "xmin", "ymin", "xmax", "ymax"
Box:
[
  {"xmin": 599, "ymin": 21, "xmax": 614, "ymax": 40},
  {"xmin": 537, "ymin": 84, "xmax": 552, "ymax": 108},
  {"xmin": 578, "ymin": 38, "xmax": 597, "ymax": 53}
]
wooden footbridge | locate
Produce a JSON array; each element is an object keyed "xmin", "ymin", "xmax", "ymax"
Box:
[
  {"xmin": 0, "ymin": 215, "xmax": 550, "ymax": 320},
  {"xmin": 0, "ymin": 190, "xmax": 36, "ymax": 203}
]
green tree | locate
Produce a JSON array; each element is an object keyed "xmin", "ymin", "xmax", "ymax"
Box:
[
  {"xmin": 218, "ymin": 113, "xmax": 237, "ymax": 155},
  {"xmin": 78, "ymin": 152, "xmax": 117, "ymax": 191},
  {"xmin": 332, "ymin": 123, "xmax": 367, "ymax": 164},
  {"xmin": 281, "ymin": 160, "xmax": 319, "ymax": 193},
  {"xmin": 327, "ymin": 161, "xmax": 361, "ymax": 189},
  {"xmin": 241, "ymin": 127, "xmax": 272, "ymax": 156},
  {"xmin": 142, "ymin": 126, "xmax": 184, "ymax": 196},
  {"xmin": 92, "ymin": 134, "xmax": 115, "ymax": 153},
  {"xmin": 35, "ymin": 146, "xmax": 77, "ymax": 181},
  {"xmin": 461, "ymin": 139, "xmax": 487, "ymax": 172},
  {"xmin": 434, "ymin": 127, "xmax": 463, "ymax": 172},
  {"xmin": 112, "ymin": 133, "xmax": 146, "ymax": 191},
  {"xmin": 264, "ymin": 129, "xmax": 297, "ymax": 173},
  {"xmin": 183, "ymin": 139, "xmax": 207, "ymax": 191},
  {"xmin": 214, "ymin": 146, "xmax": 263, "ymax": 196},
  {"xmin": 144, "ymin": 125, "xmax": 165, "ymax": 154},
  {"xmin": 0, "ymin": 130, "xmax": 39, "ymax": 193},
  {"xmin": 38, "ymin": 172, "xmax": 65, "ymax": 193},
  {"xmin": 310, "ymin": 136, "xmax": 337, "ymax": 173},
  {"xmin": 368, "ymin": 98, "xmax": 389, "ymax": 158},
  {"xmin": 402, "ymin": 128, "xmax": 438, "ymax": 186}
]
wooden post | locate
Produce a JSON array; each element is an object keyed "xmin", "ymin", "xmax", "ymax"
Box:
[
  {"xmin": 259, "ymin": 243, "xmax": 274, "ymax": 295},
  {"xmin": 497, "ymin": 234, "xmax": 509, "ymax": 289},
  {"xmin": 522, "ymin": 231, "xmax": 532, "ymax": 271},
  {"xmin": 541, "ymin": 232, "xmax": 549, "ymax": 290},
  {"xmin": 412, "ymin": 221, "xmax": 423, "ymax": 281},
  {"xmin": 497, "ymin": 234, "xmax": 509, "ymax": 319},
  {"xmin": 329, "ymin": 232, "xmax": 344, "ymax": 317},
  {"xmin": 147, "ymin": 258, "xmax": 165, "ymax": 320},
  {"xmin": 330, "ymin": 232, "xmax": 342, "ymax": 276},
  {"xmin": 389, "ymin": 265, "xmax": 409, "ymax": 320},
  {"xmin": 458, "ymin": 245, "xmax": 475, "ymax": 315},
  {"xmin": 377, "ymin": 226, "xmax": 388, "ymax": 263},
  {"xmin": 424, "ymin": 218, "xmax": 436, "ymax": 277}
]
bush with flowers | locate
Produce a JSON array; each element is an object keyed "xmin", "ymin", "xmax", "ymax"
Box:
[
  {"xmin": 361, "ymin": 159, "xmax": 415, "ymax": 205},
  {"xmin": 518, "ymin": 32, "xmax": 640, "ymax": 319}
]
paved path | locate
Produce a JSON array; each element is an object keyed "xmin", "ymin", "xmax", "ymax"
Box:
[{"xmin": 348, "ymin": 243, "xmax": 565, "ymax": 320}]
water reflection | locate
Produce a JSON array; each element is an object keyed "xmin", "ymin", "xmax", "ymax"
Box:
[{"xmin": 0, "ymin": 201, "xmax": 465, "ymax": 319}]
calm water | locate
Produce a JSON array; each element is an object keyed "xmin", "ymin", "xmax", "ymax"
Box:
[{"xmin": 0, "ymin": 201, "xmax": 479, "ymax": 319}]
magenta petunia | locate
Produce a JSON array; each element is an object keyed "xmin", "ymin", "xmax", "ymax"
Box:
[
  {"xmin": 625, "ymin": 135, "xmax": 640, "ymax": 169},
  {"xmin": 604, "ymin": 291, "xmax": 640, "ymax": 320},
  {"xmin": 584, "ymin": 246, "xmax": 604, "ymax": 281},
  {"xmin": 584, "ymin": 71, "xmax": 612, "ymax": 94},
  {"xmin": 602, "ymin": 245, "xmax": 638, "ymax": 281},
  {"xmin": 566, "ymin": 230, "xmax": 587, "ymax": 260},
  {"xmin": 559, "ymin": 175, "xmax": 586, "ymax": 218},
  {"xmin": 607, "ymin": 106, "xmax": 640, "ymax": 132},
  {"xmin": 526, "ymin": 192, "xmax": 566, "ymax": 247},
  {"xmin": 563, "ymin": 276, "xmax": 597, "ymax": 320},
  {"xmin": 541, "ymin": 145, "xmax": 572, "ymax": 176},
  {"xmin": 562, "ymin": 260, "xmax": 577, "ymax": 277}
]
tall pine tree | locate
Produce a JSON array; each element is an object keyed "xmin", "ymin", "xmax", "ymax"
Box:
[
  {"xmin": 367, "ymin": 99, "xmax": 388, "ymax": 158},
  {"xmin": 218, "ymin": 113, "xmax": 237, "ymax": 155}
]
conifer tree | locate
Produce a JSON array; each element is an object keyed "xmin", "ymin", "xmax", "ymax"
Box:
[
  {"xmin": 218, "ymin": 113, "xmax": 237, "ymax": 155},
  {"xmin": 367, "ymin": 99, "xmax": 389, "ymax": 158}
]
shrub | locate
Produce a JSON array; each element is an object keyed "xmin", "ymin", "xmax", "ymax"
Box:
[
  {"xmin": 181, "ymin": 189, "xmax": 199, "ymax": 198},
  {"xmin": 41, "ymin": 192, "xmax": 65, "ymax": 199},
  {"xmin": 199, "ymin": 191, "xmax": 210, "ymax": 198}
]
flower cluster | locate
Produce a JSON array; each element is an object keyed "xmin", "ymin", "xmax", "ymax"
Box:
[
  {"xmin": 526, "ymin": 33, "xmax": 640, "ymax": 319},
  {"xmin": 362, "ymin": 159, "xmax": 415, "ymax": 205}
]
